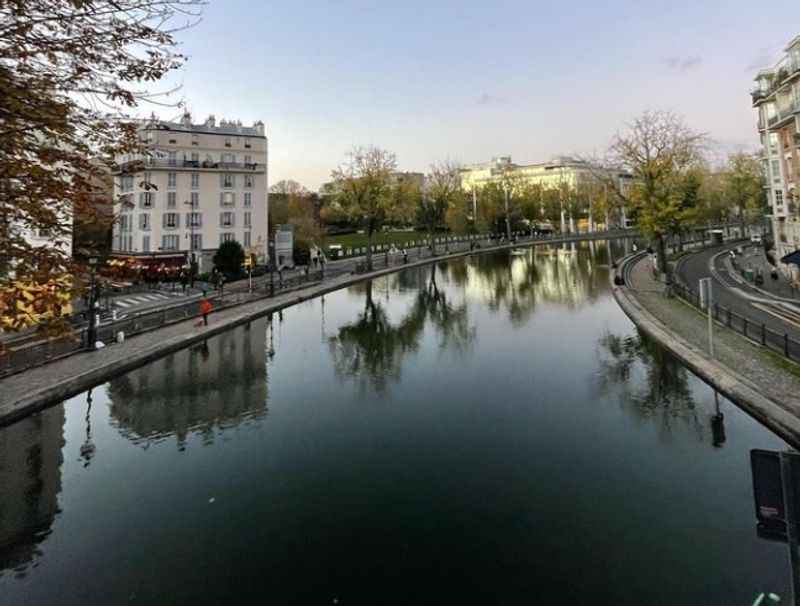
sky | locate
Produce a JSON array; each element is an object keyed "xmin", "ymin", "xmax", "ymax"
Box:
[{"xmin": 151, "ymin": 0, "xmax": 798, "ymax": 189}]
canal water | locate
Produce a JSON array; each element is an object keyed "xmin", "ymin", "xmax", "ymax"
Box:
[{"xmin": 0, "ymin": 243, "xmax": 791, "ymax": 604}]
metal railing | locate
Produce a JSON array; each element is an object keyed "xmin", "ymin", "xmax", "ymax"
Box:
[{"xmin": 672, "ymin": 277, "xmax": 800, "ymax": 363}]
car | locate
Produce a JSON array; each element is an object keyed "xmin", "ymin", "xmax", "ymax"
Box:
[{"xmin": 750, "ymin": 233, "xmax": 763, "ymax": 244}]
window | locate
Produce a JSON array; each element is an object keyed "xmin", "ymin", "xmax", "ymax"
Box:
[
  {"xmin": 143, "ymin": 171, "xmax": 152, "ymax": 186},
  {"xmin": 244, "ymin": 231, "xmax": 251, "ymax": 247},
  {"xmin": 190, "ymin": 192, "xmax": 199, "ymax": 207},
  {"xmin": 220, "ymin": 232, "xmax": 234, "ymax": 243},
  {"xmin": 224, "ymin": 136, "xmax": 232, "ymax": 147},
  {"xmin": 221, "ymin": 173, "xmax": 235, "ymax": 188},
  {"xmin": 168, "ymin": 151, "xmax": 177, "ymax": 167},
  {"xmin": 245, "ymin": 139, "xmax": 251, "ymax": 149},
  {"xmin": 163, "ymin": 213, "xmax": 180, "ymax": 229},
  {"xmin": 191, "ymin": 173, "xmax": 199, "ymax": 189},
  {"xmin": 244, "ymin": 155, "xmax": 252, "ymax": 165},
  {"xmin": 168, "ymin": 172, "xmax": 177, "ymax": 188},
  {"xmin": 120, "ymin": 175, "xmax": 134, "ymax": 192},
  {"xmin": 162, "ymin": 235, "xmax": 180, "ymax": 250},
  {"xmin": 139, "ymin": 213, "xmax": 151, "ymax": 231},
  {"xmin": 142, "ymin": 235, "xmax": 150, "ymax": 252},
  {"xmin": 191, "ymin": 134, "xmax": 199, "ymax": 146},
  {"xmin": 167, "ymin": 192, "xmax": 177, "ymax": 208},
  {"xmin": 244, "ymin": 211, "xmax": 252, "ymax": 228},
  {"xmin": 221, "ymin": 191, "xmax": 235, "ymax": 206},
  {"xmin": 190, "ymin": 234, "xmax": 202, "ymax": 250},
  {"xmin": 191, "ymin": 152, "xmax": 199, "ymax": 163},
  {"xmin": 770, "ymin": 133, "xmax": 779, "ymax": 155},
  {"xmin": 119, "ymin": 215, "xmax": 129, "ymax": 232},
  {"xmin": 222, "ymin": 153, "xmax": 235, "ymax": 164},
  {"xmin": 776, "ymin": 190, "xmax": 784, "ymax": 206},
  {"xmin": 772, "ymin": 159, "xmax": 782, "ymax": 183},
  {"xmin": 186, "ymin": 212, "xmax": 202, "ymax": 228},
  {"xmin": 244, "ymin": 174, "xmax": 254, "ymax": 188},
  {"xmin": 139, "ymin": 192, "xmax": 154, "ymax": 208},
  {"xmin": 220, "ymin": 212, "xmax": 235, "ymax": 227},
  {"xmin": 244, "ymin": 192, "xmax": 252, "ymax": 207}
]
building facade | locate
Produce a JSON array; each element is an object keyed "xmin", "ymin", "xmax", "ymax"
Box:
[
  {"xmin": 112, "ymin": 113, "xmax": 269, "ymax": 270},
  {"xmin": 752, "ymin": 35, "xmax": 800, "ymax": 267},
  {"xmin": 460, "ymin": 156, "xmax": 634, "ymax": 230}
]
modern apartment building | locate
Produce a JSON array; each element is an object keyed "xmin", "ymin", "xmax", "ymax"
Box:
[
  {"xmin": 751, "ymin": 34, "xmax": 800, "ymax": 267},
  {"xmin": 112, "ymin": 112, "xmax": 268, "ymax": 270}
]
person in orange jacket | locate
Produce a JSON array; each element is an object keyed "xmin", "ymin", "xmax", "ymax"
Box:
[{"xmin": 199, "ymin": 298, "xmax": 213, "ymax": 326}]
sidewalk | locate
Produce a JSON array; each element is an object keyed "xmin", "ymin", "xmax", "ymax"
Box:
[{"xmin": 619, "ymin": 254, "xmax": 800, "ymax": 445}]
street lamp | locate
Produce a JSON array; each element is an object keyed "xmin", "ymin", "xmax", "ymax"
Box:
[
  {"xmin": 184, "ymin": 200, "xmax": 197, "ymax": 288},
  {"xmin": 87, "ymin": 257, "xmax": 98, "ymax": 350},
  {"xmin": 268, "ymin": 238, "xmax": 275, "ymax": 296}
]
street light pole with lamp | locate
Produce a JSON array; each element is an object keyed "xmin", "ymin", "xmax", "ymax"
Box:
[
  {"xmin": 86, "ymin": 257, "xmax": 98, "ymax": 350},
  {"xmin": 184, "ymin": 199, "xmax": 197, "ymax": 288}
]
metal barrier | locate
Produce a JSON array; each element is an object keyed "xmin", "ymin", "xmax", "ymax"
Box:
[{"xmin": 672, "ymin": 278, "xmax": 800, "ymax": 362}]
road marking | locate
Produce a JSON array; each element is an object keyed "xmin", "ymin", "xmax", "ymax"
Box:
[
  {"xmin": 752, "ymin": 302, "xmax": 800, "ymax": 330},
  {"xmin": 115, "ymin": 300, "xmax": 131, "ymax": 308}
]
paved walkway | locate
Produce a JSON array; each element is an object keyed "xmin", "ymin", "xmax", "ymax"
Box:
[{"xmin": 624, "ymin": 254, "xmax": 800, "ymax": 443}]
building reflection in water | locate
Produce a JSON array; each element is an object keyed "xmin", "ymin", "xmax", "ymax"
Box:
[
  {"xmin": 329, "ymin": 266, "xmax": 474, "ymax": 393},
  {"xmin": 106, "ymin": 316, "xmax": 270, "ymax": 449},
  {"xmin": 441, "ymin": 241, "xmax": 612, "ymax": 324},
  {"xmin": 0, "ymin": 406, "xmax": 65, "ymax": 578}
]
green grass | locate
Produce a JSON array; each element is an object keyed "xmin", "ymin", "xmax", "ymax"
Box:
[{"xmin": 324, "ymin": 230, "xmax": 434, "ymax": 251}]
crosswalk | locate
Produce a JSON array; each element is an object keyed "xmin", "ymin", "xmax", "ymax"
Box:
[{"xmin": 113, "ymin": 292, "xmax": 176, "ymax": 309}]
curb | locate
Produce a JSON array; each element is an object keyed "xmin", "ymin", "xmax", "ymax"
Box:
[{"xmin": 612, "ymin": 254, "xmax": 800, "ymax": 448}]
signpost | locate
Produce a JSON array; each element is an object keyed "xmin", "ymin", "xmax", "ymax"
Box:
[
  {"xmin": 752, "ymin": 449, "xmax": 800, "ymax": 603},
  {"xmin": 699, "ymin": 277, "xmax": 714, "ymax": 357}
]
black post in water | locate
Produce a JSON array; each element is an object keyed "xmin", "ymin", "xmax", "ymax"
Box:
[{"xmin": 782, "ymin": 452, "xmax": 800, "ymax": 605}]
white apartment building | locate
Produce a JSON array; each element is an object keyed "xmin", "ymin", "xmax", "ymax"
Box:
[
  {"xmin": 112, "ymin": 112, "xmax": 269, "ymax": 270},
  {"xmin": 751, "ymin": 35, "xmax": 800, "ymax": 269}
]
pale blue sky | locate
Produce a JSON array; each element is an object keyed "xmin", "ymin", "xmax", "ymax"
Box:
[{"xmin": 156, "ymin": 0, "xmax": 797, "ymax": 188}]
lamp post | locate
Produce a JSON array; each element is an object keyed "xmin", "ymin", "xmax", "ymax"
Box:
[
  {"xmin": 184, "ymin": 200, "xmax": 197, "ymax": 288},
  {"xmin": 268, "ymin": 239, "xmax": 275, "ymax": 296},
  {"xmin": 87, "ymin": 257, "xmax": 98, "ymax": 350}
]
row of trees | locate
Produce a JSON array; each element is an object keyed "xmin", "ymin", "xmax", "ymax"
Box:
[{"xmin": 321, "ymin": 114, "xmax": 766, "ymax": 272}]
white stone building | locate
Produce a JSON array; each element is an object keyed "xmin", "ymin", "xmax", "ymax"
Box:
[{"xmin": 112, "ymin": 113, "xmax": 269, "ymax": 270}]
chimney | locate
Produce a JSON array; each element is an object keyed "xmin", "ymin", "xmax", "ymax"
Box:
[
  {"xmin": 181, "ymin": 110, "xmax": 192, "ymax": 127},
  {"xmin": 254, "ymin": 120, "xmax": 265, "ymax": 136},
  {"xmin": 206, "ymin": 114, "xmax": 216, "ymax": 128}
]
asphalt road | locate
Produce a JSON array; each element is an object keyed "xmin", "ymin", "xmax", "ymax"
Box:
[{"xmin": 676, "ymin": 243, "xmax": 800, "ymax": 356}]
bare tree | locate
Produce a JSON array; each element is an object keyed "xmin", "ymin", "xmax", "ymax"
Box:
[
  {"xmin": 330, "ymin": 146, "xmax": 413, "ymax": 270},
  {"xmin": 269, "ymin": 180, "xmax": 308, "ymax": 196},
  {"xmin": 0, "ymin": 0, "xmax": 205, "ymax": 336}
]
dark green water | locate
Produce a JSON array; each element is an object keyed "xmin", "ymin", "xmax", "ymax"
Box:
[{"xmin": 0, "ymin": 243, "xmax": 791, "ymax": 605}]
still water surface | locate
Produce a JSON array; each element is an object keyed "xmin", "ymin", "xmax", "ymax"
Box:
[{"xmin": 0, "ymin": 243, "xmax": 791, "ymax": 604}]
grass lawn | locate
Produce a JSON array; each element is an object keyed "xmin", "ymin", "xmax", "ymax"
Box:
[{"xmin": 324, "ymin": 230, "xmax": 435, "ymax": 251}]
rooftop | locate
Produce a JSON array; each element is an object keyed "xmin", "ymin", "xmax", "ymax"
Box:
[{"xmin": 142, "ymin": 112, "xmax": 266, "ymax": 137}]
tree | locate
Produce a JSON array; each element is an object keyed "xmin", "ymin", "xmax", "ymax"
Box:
[
  {"xmin": 0, "ymin": 0, "xmax": 203, "ymax": 337},
  {"xmin": 608, "ymin": 111, "xmax": 707, "ymax": 286},
  {"xmin": 213, "ymin": 240, "xmax": 245, "ymax": 277},
  {"xmin": 723, "ymin": 152, "xmax": 766, "ymax": 229},
  {"xmin": 269, "ymin": 180, "xmax": 308, "ymax": 196},
  {"xmin": 419, "ymin": 161, "xmax": 463, "ymax": 253},
  {"xmin": 330, "ymin": 146, "xmax": 413, "ymax": 270}
]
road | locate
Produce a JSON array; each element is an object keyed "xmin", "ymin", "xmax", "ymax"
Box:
[{"xmin": 676, "ymin": 243, "xmax": 800, "ymax": 357}]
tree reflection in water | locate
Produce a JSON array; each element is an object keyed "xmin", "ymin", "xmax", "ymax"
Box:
[
  {"xmin": 596, "ymin": 330, "xmax": 707, "ymax": 442},
  {"xmin": 328, "ymin": 265, "xmax": 474, "ymax": 393}
]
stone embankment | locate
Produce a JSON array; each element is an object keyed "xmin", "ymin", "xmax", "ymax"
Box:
[{"xmin": 613, "ymin": 252, "xmax": 800, "ymax": 447}]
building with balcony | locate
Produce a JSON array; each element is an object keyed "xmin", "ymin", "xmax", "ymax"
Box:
[
  {"xmin": 112, "ymin": 112, "xmax": 269, "ymax": 270},
  {"xmin": 752, "ymin": 34, "xmax": 800, "ymax": 267}
]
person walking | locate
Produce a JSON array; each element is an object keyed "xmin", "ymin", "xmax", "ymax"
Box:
[{"xmin": 199, "ymin": 297, "xmax": 213, "ymax": 327}]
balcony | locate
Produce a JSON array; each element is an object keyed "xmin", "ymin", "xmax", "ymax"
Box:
[
  {"xmin": 752, "ymin": 88, "xmax": 767, "ymax": 104},
  {"xmin": 113, "ymin": 158, "xmax": 265, "ymax": 174}
]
